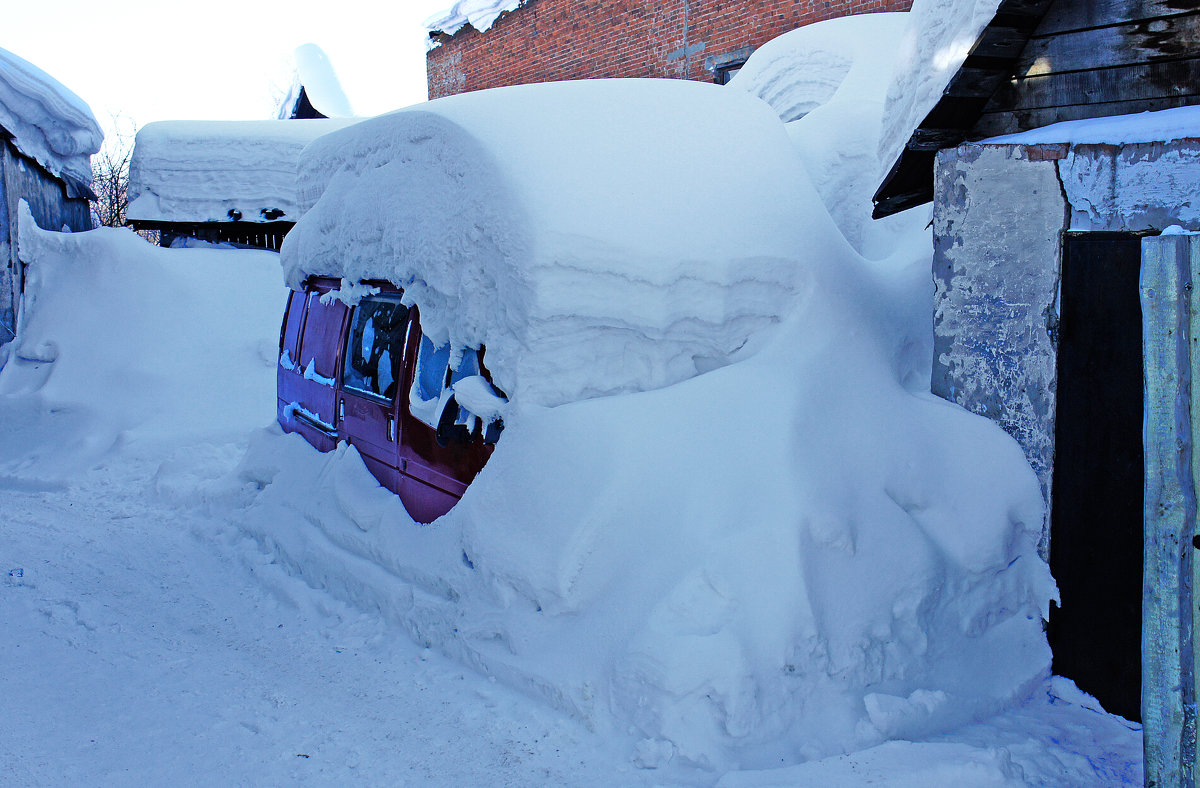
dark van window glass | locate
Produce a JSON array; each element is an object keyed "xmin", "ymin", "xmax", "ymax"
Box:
[
  {"xmin": 298, "ymin": 293, "xmax": 347, "ymax": 385},
  {"xmin": 280, "ymin": 290, "xmax": 305, "ymax": 371},
  {"xmin": 409, "ymin": 334, "xmax": 452, "ymax": 427},
  {"xmin": 343, "ymin": 296, "xmax": 409, "ymax": 401}
]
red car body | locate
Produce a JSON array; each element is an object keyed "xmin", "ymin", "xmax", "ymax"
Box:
[{"xmin": 276, "ymin": 277, "xmax": 497, "ymax": 523}]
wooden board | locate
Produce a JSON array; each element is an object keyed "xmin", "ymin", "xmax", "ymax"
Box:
[
  {"xmin": 987, "ymin": 56, "xmax": 1200, "ymax": 112},
  {"xmin": 1016, "ymin": 12, "xmax": 1200, "ymax": 74},
  {"xmin": 1037, "ymin": 0, "xmax": 1200, "ymax": 36},
  {"xmin": 972, "ymin": 93, "xmax": 1200, "ymax": 135}
]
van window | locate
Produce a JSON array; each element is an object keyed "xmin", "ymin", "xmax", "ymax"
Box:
[
  {"xmin": 280, "ymin": 290, "xmax": 305, "ymax": 370},
  {"xmin": 343, "ymin": 296, "xmax": 409, "ymax": 400},
  {"xmin": 297, "ymin": 293, "xmax": 345, "ymax": 386},
  {"xmin": 410, "ymin": 334, "xmax": 453, "ymax": 428}
]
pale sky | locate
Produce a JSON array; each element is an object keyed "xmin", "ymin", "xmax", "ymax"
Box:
[{"xmin": 5, "ymin": 0, "xmax": 452, "ymax": 145}]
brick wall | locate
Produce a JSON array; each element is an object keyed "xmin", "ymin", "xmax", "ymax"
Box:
[{"xmin": 427, "ymin": 0, "xmax": 911, "ymax": 99}]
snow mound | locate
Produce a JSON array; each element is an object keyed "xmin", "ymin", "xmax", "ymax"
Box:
[
  {"xmin": 0, "ymin": 204, "xmax": 283, "ymax": 478},
  {"xmin": 728, "ymin": 12, "xmax": 914, "ymax": 255},
  {"xmin": 424, "ymin": 0, "xmax": 522, "ymax": 36},
  {"xmin": 283, "ymin": 79, "xmax": 835, "ymax": 407},
  {"xmin": 277, "ymin": 43, "xmax": 354, "ymax": 119},
  {"xmin": 0, "ymin": 47, "xmax": 102, "ymax": 190},
  {"xmin": 127, "ymin": 118, "xmax": 359, "ymax": 225}
]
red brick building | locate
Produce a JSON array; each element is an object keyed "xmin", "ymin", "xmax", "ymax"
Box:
[{"xmin": 426, "ymin": 0, "xmax": 911, "ymax": 99}]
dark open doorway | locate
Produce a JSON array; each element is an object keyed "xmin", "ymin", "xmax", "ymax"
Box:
[{"xmin": 1048, "ymin": 232, "xmax": 1146, "ymax": 723}]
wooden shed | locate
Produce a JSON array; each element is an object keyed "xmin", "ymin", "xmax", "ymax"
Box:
[
  {"xmin": 0, "ymin": 49, "xmax": 99, "ymax": 347},
  {"xmin": 874, "ymin": 1, "xmax": 1200, "ymax": 783}
]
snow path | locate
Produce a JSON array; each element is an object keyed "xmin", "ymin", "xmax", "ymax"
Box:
[{"xmin": 0, "ymin": 449, "xmax": 697, "ymax": 787}]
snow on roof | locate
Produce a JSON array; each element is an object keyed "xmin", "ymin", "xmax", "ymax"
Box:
[
  {"xmin": 127, "ymin": 118, "xmax": 360, "ymax": 226},
  {"xmin": 983, "ymin": 104, "xmax": 1200, "ymax": 146},
  {"xmin": 424, "ymin": 0, "xmax": 522, "ymax": 36},
  {"xmin": 282, "ymin": 78, "xmax": 847, "ymax": 407},
  {"xmin": 0, "ymin": 47, "xmax": 102, "ymax": 190},
  {"xmin": 276, "ymin": 44, "xmax": 354, "ymax": 120},
  {"xmin": 877, "ymin": 0, "xmax": 1000, "ymax": 182}
]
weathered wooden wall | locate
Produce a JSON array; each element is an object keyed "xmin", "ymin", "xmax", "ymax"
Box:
[
  {"xmin": 0, "ymin": 138, "xmax": 93, "ymax": 344},
  {"xmin": 974, "ymin": 0, "xmax": 1200, "ymax": 136}
]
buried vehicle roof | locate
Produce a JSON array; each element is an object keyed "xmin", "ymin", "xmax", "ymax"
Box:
[
  {"xmin": 282, "ymin": 78, "xmax": 848, "ymax": 407},
  {"xmin": 127, "ymin": 118, "xmax": 360, "ymax": 226}
]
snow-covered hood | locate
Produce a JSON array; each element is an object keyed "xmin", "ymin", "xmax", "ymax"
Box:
[
  {"xmin": 282, "ymin": 78, "xmax": 849, "ymax": 407},
  {"xmin": 0, "ymin": 48, "xmax": 102, "ymax": 192}
]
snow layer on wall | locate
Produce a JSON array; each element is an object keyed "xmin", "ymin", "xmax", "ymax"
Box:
[
  {"xmin": 0, "ymin": 48, "xmax": 102, "ymax": 188},
  {"xmin": 127, "ymin": 118, "xmax": 359, "ymax": 225},
  {"xmin": 728, "ymin": 12, "xmax": 914, "ymax": 255},
  {"xmin": 984, "ymin": 104, "xmax": 1200, "ymax": 146},
  {"xmin": 424, "ymin": 0, "xmax": 523, "ymax": 36},
  {"xmin": 276, "ymin": 44, "xmax": 354, "ymax": 119},
  {"xmin": 283, "ymin": 79, "xmax": 835, "ymax": 407}
]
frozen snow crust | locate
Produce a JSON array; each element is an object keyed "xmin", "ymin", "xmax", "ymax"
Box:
[
  {"xmin": 0, "ymin": 48, "xmax": 102, "ymax": 188},
  {"xmin": 283, "ymin": 79, "xmax": 829, "ymax": 407},
  {"xmin": 127, "ymin": 118, "xmax": 359, "ymax": 225}
]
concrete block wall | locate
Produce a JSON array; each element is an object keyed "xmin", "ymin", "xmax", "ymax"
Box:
[{"xmin": 427, "ymin": 0, "xmax": 910, "ymax": 99}]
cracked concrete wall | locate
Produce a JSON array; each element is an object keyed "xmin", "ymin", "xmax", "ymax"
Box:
[
  {"xmin": 933, "ymin": 144, "xmax": 1066, "ymax": 536},
  {"xmin": 933, "ymin": 138, "xmax": 1200, "ymax": 548}
]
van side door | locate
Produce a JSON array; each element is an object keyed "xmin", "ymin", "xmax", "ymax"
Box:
[{"xmin": 337, "ymin": 294, "xmax": 409, "ymax": 491}]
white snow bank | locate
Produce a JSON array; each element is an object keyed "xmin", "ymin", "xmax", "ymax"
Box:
[
  {"xmin": 728, "ymin": 12, "xmax": 916, "ymax": 256},
  {"xmin": 283, "ymin": 79, "xmax": 836, "ymax": 407},
  {"xmin": 0, "ymin": 203, "xmax": 283, "ymax": 481},
  {"xmin": 255, "ymin": 209, "xmax": 1054, "ymax": 768},
  {"xmin": 277, "ymin": 44, "xmax": 354, "ymax": 119},
  {"xmin": 0, "ymin": 48, "xmax": 102, "ymax": 189},
  {"xmin": 878, "ymin": 0, "xmax": 1001, "ymax": 184},
  {"xmin": 985, "ymin": 104, "xmax": 1200, "ymax": 146},
  {"xmin": 424, "ymin": 0, "xmax": 522, "ymax": 36},
  {"xmin": 127, "ymin": 118, "xmax": 359, "ymax": 225}
]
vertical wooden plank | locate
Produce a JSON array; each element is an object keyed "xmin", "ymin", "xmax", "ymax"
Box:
[{"xmin": 1141, "ymin": 234, "xmax": 1198, "ymax": 788}]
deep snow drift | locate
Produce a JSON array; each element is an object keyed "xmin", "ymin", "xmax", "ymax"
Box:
[
  {"xmin": 274, "ymin": 74, "xmax": 1059, "ymax": 769},
  {"xmin": 424, "ymin": 0, "xmax": 522, "ymax": 36},
  {"xmin": 127, "ymin": 118, "xmax": 360, "ymax": 226},
  {"xmin": 0, "ymin": 47, "xmax": 102, "ymax": 190}
]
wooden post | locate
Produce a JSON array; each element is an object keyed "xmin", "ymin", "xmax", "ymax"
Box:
[{"xmin": 1141, "ymin": 234, "xmax": 1200, "ymax": 787}]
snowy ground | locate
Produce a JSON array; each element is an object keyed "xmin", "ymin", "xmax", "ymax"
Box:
[
  {"xmin": 0, "ymin": 227, "xmax": 1144, "ymax": 785},
  {"xmin": 0, "ymin": 443, "xmax": 1145, "ymax": 786}
]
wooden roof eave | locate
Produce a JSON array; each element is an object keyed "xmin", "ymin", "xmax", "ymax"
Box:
[{"xmin": 872, "ymin": 0, "xmax": 1057, "ymax": 219}]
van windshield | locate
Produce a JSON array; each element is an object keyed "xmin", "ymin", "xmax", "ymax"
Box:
[{"xmin": 342, "ymin": 296, "xmax": 409, "ymax": 401}]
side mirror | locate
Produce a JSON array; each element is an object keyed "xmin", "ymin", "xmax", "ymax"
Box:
[{"xmin": 435, "ymin": 395, "xmax": 472, "ymax": 447}]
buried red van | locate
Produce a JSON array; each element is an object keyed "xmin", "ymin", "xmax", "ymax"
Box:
[{"xmin": 276, "ymin": 276, "xmax": 504, "ymax": 523}]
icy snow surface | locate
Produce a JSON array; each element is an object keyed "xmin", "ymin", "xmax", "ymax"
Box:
[
  {"xmin": 283, "ymin": 79, "xmax": 831, "ymax": 407},
  {"xmin": 276, "ymin": 43, "xmax": 354, "ymax": 120},
  {"xmin": 985, "ymin": 104, "xmax": 1200, "ymax": 145},
  {"xmin": 0, "ymin": 47, "xmax": 102, "ymax": 188},
  {"xmin": 424, "ymin": 0, "xmax": 522, "ymax": 36},
  {"xmin": 127, "ymin": 118, "xmax": 359, "ymax": 225}
]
